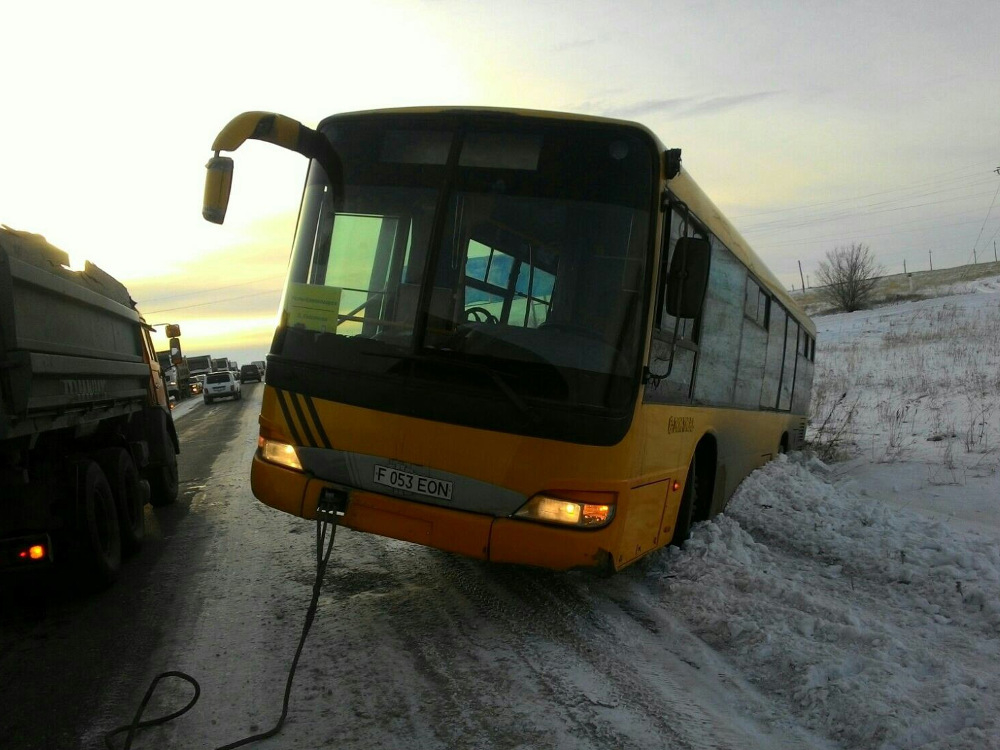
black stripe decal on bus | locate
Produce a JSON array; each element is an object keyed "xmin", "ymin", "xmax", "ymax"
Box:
[
  {"xmin": 274, "ymin": 388, "xmax": 303, "ymax": 445},
  {"xmin": 303, "ymin": 395, "xmax": 332, "ymax": 449},
  {"xmin": 290, "ymin": 393, "xmax": 317, "ymax": 448}
]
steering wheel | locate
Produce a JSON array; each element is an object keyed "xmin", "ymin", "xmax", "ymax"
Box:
[{"xmin": 465, "ymin": 306, "xmax": 499, "ymax": 324}]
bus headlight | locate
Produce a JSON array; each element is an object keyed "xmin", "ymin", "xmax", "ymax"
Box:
[
  {"xmin": 514, "ymin": 491, "xmax": 616, "ymax": 528},
  {"xmin": 258, "ymin": 436, "xmax": 303, "ymax": 471}
]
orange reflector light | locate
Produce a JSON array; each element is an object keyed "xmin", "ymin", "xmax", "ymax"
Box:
[
  {"xmin": 582, "ymin": 504, "xmax": 612, "ymax": 524},
  {"xmin": 672, "ymin": 480, "xmax": 681, "ymax": 492}
]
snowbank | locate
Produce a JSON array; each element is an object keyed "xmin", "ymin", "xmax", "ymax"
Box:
[{"xmin": 649, "ymin": 453, "xmax": 1000, "ymax": 750}]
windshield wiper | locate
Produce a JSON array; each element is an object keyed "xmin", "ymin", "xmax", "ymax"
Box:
[{"xmin": 399, "ymin": 351, "xmax": 540, "ymax": 425}]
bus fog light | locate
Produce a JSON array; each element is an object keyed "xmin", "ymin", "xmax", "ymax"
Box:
[
  {"xmin": 515, "ymin": 492, "xmax": 616, "ymax": 528},
  {"xmin": 259, "ymin": 437, "xmax": 303, "ymax": 471},
  {"xmin": 532, "ymin": 497, "xmax": 582, "ymax": 524}
]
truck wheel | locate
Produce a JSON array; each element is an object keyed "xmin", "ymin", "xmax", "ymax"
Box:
[
  {"xmin": 148, "ymin": 420, "xmax": 179, "ymax": 507},
  {"xmin": 73, "ymin": 460, "xmax": 122, "ymax": 588},
  {"xmin": 94, "ymin": 448, "xmax": 145, "ymax": 556}
]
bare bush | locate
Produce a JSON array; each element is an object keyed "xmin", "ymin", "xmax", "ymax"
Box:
[
  {"xmin": 808, "ymin": 391, "xmax": 860, "ymax": 461},
  {"xmin": 816, "ymin": 243, "xmax": 883, "ymax": 312}
]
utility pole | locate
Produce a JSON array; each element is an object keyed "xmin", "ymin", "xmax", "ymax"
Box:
[
  {"xmin": 798, "ymin": 260, "xmax": 805, "ymax": 292},
  {"xmin": 974, "ymin": 248, "xmax": 977, "ymax": 264},
  {"xmin": 995, "ymin": 240, "xmax": 997, "ymax": 262},
  {"xmin": 929, "ymin": 249, "xmax": 933, "ymax": 271},
  {"xmin": 806, "ymin": 274, "xmax": 810, "ymax": 288},
  {"xmin": 903, "ymin": 259, "xmax": 907, "ymax": 274}
]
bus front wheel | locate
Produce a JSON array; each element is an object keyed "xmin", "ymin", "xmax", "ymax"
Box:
[{"xmin": 672, "ymin": 458, "xmax": 701, "ymax": 546}]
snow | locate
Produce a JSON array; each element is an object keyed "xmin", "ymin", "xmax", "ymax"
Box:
[
  {"xmin": 169, "ymin": 394, "xmax": 203, "ymax": 421},
  {"xmin": 651, "ymin": 453, "xmax": 1000, "ymax": 749},
  {"xmin": 89, "ymin": 288, "xmax": 1000, "ymax": 749},
  {"xmin": 809, "ymin": 288, "xmax": 1000, "ymax": 535}
]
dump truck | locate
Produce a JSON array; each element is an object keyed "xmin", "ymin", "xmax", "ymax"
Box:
[
  {"xmin": 0, "ymin": 226, "xmax": 180, "ymax": 586},
  {"xmin": 156, "ymin": 351, "xmax": 191, "ymax": 402}
]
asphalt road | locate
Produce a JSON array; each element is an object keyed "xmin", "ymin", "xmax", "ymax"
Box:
[
  {"xmin": 0, "ymin": 386, "xmax": 258, "ymax": 749},
  {"xmin": 2, "ymin": 384, "xmax": 830, "ymax": 750}
]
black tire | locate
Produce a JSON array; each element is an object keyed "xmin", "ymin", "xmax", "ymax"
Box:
[
  {"xmin": 204, "ymin": 396, "xmax": 212, "ymax": 405},
  {"xmin": 237, "ymin": 390, "xmax": 242, "ymax": 401},
  {"xmin": 93, "ymin": 448, "xmax": 145, "ymax": 556},
  {"xmin": 671, "ymin": 458, "xmax": 700, "ymax": 547},
  {"xmin": 72, "ymin": 460, "xmax": 121, "ymax": 588},
  {"xmin": 148, "ymin": 418, "xmax": 179, "ymax": 507}
]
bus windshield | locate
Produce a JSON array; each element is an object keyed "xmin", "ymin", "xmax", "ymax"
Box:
[{"xmin": 274, "ymin": 114, "xmax": 655, "ymax": 442}]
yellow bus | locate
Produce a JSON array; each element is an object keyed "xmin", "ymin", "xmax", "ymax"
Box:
[{"xmin": 203, "ymin": 107, "xmax": 815, "ymax": 572}]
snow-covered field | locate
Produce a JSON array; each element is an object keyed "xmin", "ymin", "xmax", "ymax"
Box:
[
  {"xmin": 94, "ymin": 289, "xmax": 1000, "ymax": 749},
  {"xmin": 810, "ymin": 282, "xmax": 1000, "ymax": 534}
]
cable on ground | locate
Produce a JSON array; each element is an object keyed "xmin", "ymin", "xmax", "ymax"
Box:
[{"xmin": 104, "ymin": 515, "xmax": 339, "ymax": 750}]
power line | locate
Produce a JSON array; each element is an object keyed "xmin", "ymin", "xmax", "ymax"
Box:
[
  {"xmin": 139, "ymin": 275, "xmax": 278, "ymax": 304},
  {"xmin": 145, "ymin": 289, "xmax": 281, "ymax": 315},
  {"xmin": 729, "ymin": 161, "xmax": 995, "ymax": 221},
  {"xmin": 967, "ymin": 178, "xmax": 1000, "ymax": 264},
  {"xmin": 744, "ymin": 187, "xmax": 998, "ymax": 237},
  {"xmin": 747, "ymin": 213, "xmax": 996, "ymax": 250}
]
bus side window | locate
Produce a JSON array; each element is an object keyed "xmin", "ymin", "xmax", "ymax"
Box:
[
  {"xmin": 760, "ymin": 304, "xmax": 787, "ymax": 409},
  {"xmin": 745, "ymin": 277, "xmax": 760, "ymax": 320},
  {"xmin": 792, "ymin": 329, "xmax": 814, "ymax": 413},
  {"xmin": 693, "ymin": 238, "xmax": 744, "ymax": 405}
]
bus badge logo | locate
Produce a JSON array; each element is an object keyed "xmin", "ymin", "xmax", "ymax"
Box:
[{"xmin": 667, "ymin": 416, "xmax": 694, "ymax": 434}]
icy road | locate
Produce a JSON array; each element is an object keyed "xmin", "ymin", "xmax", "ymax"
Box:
[{"xmin": 2, "ymin": 381, "xmax": 998, "ymax": 749}]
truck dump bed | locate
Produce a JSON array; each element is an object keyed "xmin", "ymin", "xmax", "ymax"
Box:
[{"xmin": 0, "ymin": 226, "xmax": 153, "ymax": 441}]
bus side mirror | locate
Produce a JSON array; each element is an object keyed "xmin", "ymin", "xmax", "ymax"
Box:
[
  {"xmin": 202, "ymin": 111, "xmax": 344, "ymax": 226},
  {"xmin": 203, "ymin": 156, "xmax": 235, "ymax": 224},
  {"xmin": 665, "ymin": 237, "xmax": 710, "ymax": 318}
]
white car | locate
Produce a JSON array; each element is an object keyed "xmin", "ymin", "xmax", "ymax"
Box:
[{"xmin": 203, "ymin": 371, "xmax": 242, "ymax": 404}]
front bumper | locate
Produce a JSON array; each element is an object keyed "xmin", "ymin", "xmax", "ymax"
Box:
[{"xmin": 250, "ymin": 454, "xmax": 617, "ymax": 571}]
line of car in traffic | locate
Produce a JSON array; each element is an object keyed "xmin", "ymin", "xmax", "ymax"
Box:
[{"xmin": 198, "ymin": 362, "xmax": 265, "ymax": 404}]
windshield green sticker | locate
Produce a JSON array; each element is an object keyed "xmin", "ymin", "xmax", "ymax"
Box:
[{"xmin": 285, "ymin": 283, "xmax": 342, "ymax": 333}]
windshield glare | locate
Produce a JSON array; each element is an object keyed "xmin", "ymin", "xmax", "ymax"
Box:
[{"xmin": 277, "ymin": 117, "xmax": 654, "ymax": 413}]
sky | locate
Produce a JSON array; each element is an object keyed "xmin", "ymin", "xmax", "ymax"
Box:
[{"xmin": 2, "ymin": 0, "xmax": 998, "ymax": 363}]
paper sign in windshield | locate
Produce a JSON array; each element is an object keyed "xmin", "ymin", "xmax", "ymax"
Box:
[{"xmin": 285, "ymin": 283, "xmax": 341, "ymax": 333}]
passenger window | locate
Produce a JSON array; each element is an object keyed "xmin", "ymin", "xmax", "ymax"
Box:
[{"xmin": 757, "ymin": 290, "xmax": 769, "ymax": 327}]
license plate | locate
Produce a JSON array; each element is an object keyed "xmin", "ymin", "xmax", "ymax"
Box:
[{"xmin": 373, "ymin": 465, "xmax": 453, "ymax": 501}]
